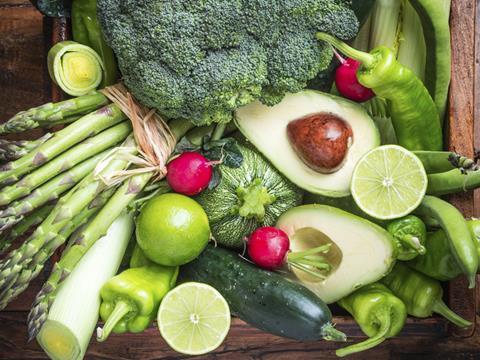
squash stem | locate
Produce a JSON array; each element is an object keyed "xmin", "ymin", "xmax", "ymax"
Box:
[{"xmin": 96, "ymin": 300, "xmax": 133, "ymax": 342}]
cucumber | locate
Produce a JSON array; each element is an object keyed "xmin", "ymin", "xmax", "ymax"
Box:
[
  {"xmin": 409, "ymin": 0, "xmax": 451, "ymax": 121},
  {"xmin": 180, "ymin": 245, "xmax": 346, "ymax": 342}
]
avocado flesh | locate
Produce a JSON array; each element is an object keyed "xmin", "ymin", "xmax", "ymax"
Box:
[
  {"xmin": 235, "ymin": 90, "xmax": 380, "ymax": 197},
  {"xmin": 276, "ymin": 204, "xmax": 396, "ymax": 304}
]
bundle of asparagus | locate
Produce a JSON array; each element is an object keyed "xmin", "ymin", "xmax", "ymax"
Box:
[{"xmin": 0, "ymin": 86, "xmax": 218, "ymax": 340}]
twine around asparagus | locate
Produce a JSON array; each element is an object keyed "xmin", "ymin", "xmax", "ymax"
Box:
[{"xmin": 96, "ymin": 83, "xmax": 176, "ymax": 186}]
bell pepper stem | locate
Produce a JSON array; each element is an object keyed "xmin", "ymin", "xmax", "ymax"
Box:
[
  {"xmin": 432, "ymin": 299, "xmax": 472, "ymax": 328},
  {"xmin": 320, "ymin": 323, "xmax": 346, "ymax": 342},
  {"xmin": 336, "ymin": 313, "xmax": 391, "ymax": 357},
  {"xmin": 316, "ymin": 32, "xmax": 376, "ymax": 68},
  {"xmin": 96, "ymin": 300, "xmax": 133, "ymax": 342},
  {"xmin": 400, "ymin": 235, "xmax": 426, "ymax": 255}
]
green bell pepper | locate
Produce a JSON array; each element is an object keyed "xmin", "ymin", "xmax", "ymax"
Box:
[
  {"xmin": 387, "ymin": 215, "xmax": 427, "ymax": 260},
  {"xmin": 382, "ymin": 262, "xmax": 471, "ymax": 328},
  {"xmin": 336, "ymin": 283, "xmax": 407, "ymax": 357},
  {"xmin": 71, "ymin": 0, "xmax": 118, "ymax": 86},
  {"xmin": 97, "ymin": 259, "xmax": 178, "ymax": 341},
  {"xmin": 408, "ymin": 219, "xmax": 480, "ymax": 281}
]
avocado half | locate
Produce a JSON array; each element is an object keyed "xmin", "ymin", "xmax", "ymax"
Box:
[
  {"xmin": 235, "ymin": 90, "xmax": 380, "ymax": 197},
  {"xmin": 276, "ymin": 204, "xmax": 396, "ymax": 304}
]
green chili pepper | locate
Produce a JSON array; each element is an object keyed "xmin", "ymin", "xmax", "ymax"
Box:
[
  {"xmin": 382, "ymin": 262, "xmax": 471, "ymax": 328},
  {"xmin": 387, "ymin": 215, "xmax": 426, "ymax": 261},
  {"xmin": 129, "ymin": 244, "xmax": 153, "ymax": 268},
  {"xmin": 316, "ymin": 33, "xmax": 442, "ymax": 152},
  {"xmin": 97, "ymin": 263, "xmax": 178, "ymax": 341},
  {"xmin": 409, "ymin": 219, "xmax": 480, "ymax": 281},
  {"xmin": 414, "ymin": 196, "xmax": 479, "ymax": 288},
  {"xmin": 336, "ymin": 283, "xmax": 407, "ymax": 357},
  {"xmin": 72, "ymin": 0, "xmax": 118, "ymax": 86}
]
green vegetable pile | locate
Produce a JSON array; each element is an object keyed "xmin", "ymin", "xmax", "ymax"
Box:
[
  {"xmin": 3, "ymin": 0, "xmax": 480, "ymax": 359},
  {"xmin": 96, "ymin": 0, "xmax": 359, "ymax": 125}
]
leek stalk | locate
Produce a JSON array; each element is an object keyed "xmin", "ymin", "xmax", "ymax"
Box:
[{"xmin": 36, "ymin": 212, "xmax": 133, "ymax": 360}]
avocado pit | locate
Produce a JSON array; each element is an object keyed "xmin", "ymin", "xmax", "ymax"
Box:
[{"xmin": 286, "ymin": 112, "xmax": 353, "ymax": 174}]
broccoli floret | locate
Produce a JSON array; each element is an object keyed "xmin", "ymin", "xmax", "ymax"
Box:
[{"xmin": 98, "ymin": 0, "xmax": 359, "ymax": 125}]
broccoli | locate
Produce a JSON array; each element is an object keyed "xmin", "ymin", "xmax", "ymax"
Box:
[{"xmin": 98, "ymin": 0, "xmax": 359, "ymax": 126}]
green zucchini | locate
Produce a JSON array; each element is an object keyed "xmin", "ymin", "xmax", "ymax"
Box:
[
  {"xmin": 180, "ymin": 245, "xmax": 346, "ymax": 342},
  {"xmin": 409, "ymin": 0, "xmax": 451, "ymax": 122}
]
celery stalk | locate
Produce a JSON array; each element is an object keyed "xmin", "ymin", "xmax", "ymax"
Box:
[
  {"xmin": 36, "ymin": 213, "xmax": 133, "ymax": 360},
  {"xmin": 398, "ymin": 0, "xmax": 426, "ymax": 80},
  {"xmin": 369, "ymin": 0, "xmax": 402, "ymax": 52},
  {"xmin": 352, "ymin": 15, "xmax": 372, "ymax": 52}
]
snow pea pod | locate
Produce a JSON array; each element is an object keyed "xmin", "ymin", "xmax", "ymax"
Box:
[
  {"xmin": 414, "ymin": 196, "xmax": 478, "ymax": 288},
  {"xmin": 414, "ymin": 151, "xmax": 477, "ymax": 174},
  {"xmin": 427, "ymin": 168, "xmax": 480, "ymax": 196},
  {"xmin": 409, "ymin": 219, "xmax": 480, "ymax": 281},
  {"xmin": 317, "ymin": 33, "xmax": 442, "ymax": 151},
  {"xmin": 382, "ymin": 262, "xmax": 471, "ymax": 328},
  {"xmin": 336, "ymin": 283, "xmax": 406, "ymax": 357}
]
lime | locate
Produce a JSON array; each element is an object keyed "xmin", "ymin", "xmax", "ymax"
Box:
[
  {"xmin": 136, "ymin": 193, "xmax": 210, "ymax": 266},
  {"xmin": 158, "ymin": 282, "xmax": 231, "ymax": 355},
  {"xmin": 351, "ymin": 145, "xmax": 427, "ymax": 220}
]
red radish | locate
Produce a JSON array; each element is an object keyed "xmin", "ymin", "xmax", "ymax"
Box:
[
  {"xmin": 335, "ymin": 55, "xmax": 375, "ymax": 103},
  {"xmin": 247, "ymin": 226, "xmax": 332, "ymax": 277},
  {"xmin": 166, "ymin": 152, "xmax": 213, "ymax": 196}
]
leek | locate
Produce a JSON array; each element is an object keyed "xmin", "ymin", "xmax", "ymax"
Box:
[
  {"xmin": 48, "ymin": 41, "xmax": 104, "ymax": 96},
  {"xmin": 36, "ymin": 212, "xmax": 133, "ymax": 360},
  {"xmin": 398, "ymin": 1, "xmax": 427, "ymax": 80}
]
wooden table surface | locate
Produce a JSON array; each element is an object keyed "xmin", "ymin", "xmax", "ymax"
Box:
[{"xmin": 1, "ymin": 1, "xmax": 480, "ymax": 359}]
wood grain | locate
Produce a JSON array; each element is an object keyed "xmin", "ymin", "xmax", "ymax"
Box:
[{"xmin": 447, "ymin": 0, "xmax": 478, "ymax": 337}]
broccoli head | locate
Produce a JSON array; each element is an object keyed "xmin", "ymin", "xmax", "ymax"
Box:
[{"xmin": 98, "ymin": 0, "xmax": 359, "ymax": 125}]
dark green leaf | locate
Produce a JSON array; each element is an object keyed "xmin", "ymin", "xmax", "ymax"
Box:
[
  {"xmin": 208, "ymin": 167, "xmax": 222, "ymax": 190},
  {"xmin": 33, "ymin": 0, "xmax": 72, "ymax": 17},
  {"xmin": 174, "ymin": 136, "xmax": 201, "ymax": 154},
  {"xmin": 203, "ymin": 137, "xmax": 244, "ymax": 168}
]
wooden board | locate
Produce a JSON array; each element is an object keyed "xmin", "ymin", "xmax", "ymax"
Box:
[{"xmin": 0, "ymin": 0, "xmax": 479, "ymax": 358}]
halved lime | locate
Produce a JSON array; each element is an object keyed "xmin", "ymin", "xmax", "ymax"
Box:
[
  {"xmin": 158, "ymin": 282, "xmax": 231, "ymax": 355},
  {"xmin": 351, "ymin": 145, "xmax": 427, "ymax": 220}
]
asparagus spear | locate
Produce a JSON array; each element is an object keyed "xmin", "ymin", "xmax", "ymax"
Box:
[
  {"xmin": 0, "ymin": 103, "xmax": 126, "ymax": 185},
  {"xmin": 0, "ymin": 92, "xmax": 109, "ymax": 134},
  {"xmin": 0, "ymin": 204, "xmax": 55, "ymax": 254},
  {"xmin": 0, "ymin": 134, "xmax": 53, "ymax": 163},
  {"xmin": 0, "ymin": 137, "xmax": 137, "ymax": 308},
  {"xmin": 28, "ymin": 172, "xmax": 152, "ymax": 338},
  {"xmin": 0, "ymin": 121, "xmax": 131, "ymax": 206},
  {"xmin": 0, "ymin": 187, "xmax": 115, "ymax": 311},
  {"xmin": 0, "ymin": 149, "xmax": 111, "ymax": 232}
]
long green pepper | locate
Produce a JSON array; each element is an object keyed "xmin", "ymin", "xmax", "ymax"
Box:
[
  {"xmin": 382, "ymin": 262, "xmax": 471, "ymax": 328},
  {"xmin": 316, "ymin": 33, "xmax": 443, "ymax": 151},
  {"xmin": 336, "ymin": 283, "xmax": 407, "ymax": 357},
  {"xmin": 409, "ymin": 219, "xmax": 480, "ymax": 281},
  {"xmin": 414, "ymin": 196, "xmax": 479, "ymax": 288}
]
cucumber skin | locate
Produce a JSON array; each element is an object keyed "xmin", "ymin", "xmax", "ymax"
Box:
[{"xmin": 180, "ymin": 245, "xmax": 334, "ymax": 341}]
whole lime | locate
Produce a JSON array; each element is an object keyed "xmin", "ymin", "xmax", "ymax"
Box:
[{"xmin": 136, "ymin": 193, "xmax": 210, "ymax": 266}]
